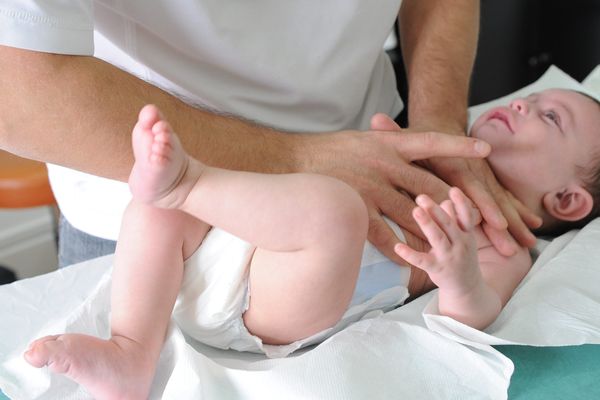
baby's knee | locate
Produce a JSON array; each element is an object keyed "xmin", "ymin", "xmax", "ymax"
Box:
[{"xmin": 323, "ymin": 179, "xmax": 368, "ymax": 243}]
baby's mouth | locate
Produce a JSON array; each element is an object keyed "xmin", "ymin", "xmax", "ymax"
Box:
[{"xmin": 488, "ymin": 111, "xmax": 514, "ymax": 133}]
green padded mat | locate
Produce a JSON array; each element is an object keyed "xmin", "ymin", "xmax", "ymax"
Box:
[{"xmin": 496, "ymin": 344, "xmax": 600, "ymax": 399}]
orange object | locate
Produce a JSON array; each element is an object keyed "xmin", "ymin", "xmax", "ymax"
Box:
[{"xmin": 0, "ymin": 150, "xmax": 56, "ymax": 208}]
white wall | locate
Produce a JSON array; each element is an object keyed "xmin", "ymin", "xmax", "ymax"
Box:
[{"xmin": 0, "ymin": 207, "xmax": 58, "ymax": 279}]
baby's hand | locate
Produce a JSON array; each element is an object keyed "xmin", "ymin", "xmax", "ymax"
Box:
[{"xmin": 395, "ymin": 187, "xmax": 481, "ymax": 295}]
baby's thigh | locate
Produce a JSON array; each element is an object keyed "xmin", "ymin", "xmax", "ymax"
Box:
[{"xmin": 243, "ymin": 239, "xmax": 364, "ymax": 346}]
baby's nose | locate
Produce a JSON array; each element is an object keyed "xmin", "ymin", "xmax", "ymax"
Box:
[{"xmin": 509, "ymin": 99, "xmax": 529, "ymax": 115}]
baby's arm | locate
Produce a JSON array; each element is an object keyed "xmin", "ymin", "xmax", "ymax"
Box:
[{"xmin": 395, "ymin": 188, "xmax": 531, "ymax": 330}]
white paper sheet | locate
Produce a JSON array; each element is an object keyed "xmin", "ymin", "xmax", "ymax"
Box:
[{"xmin": 0, "ymin": 254, "xmax": 513, "ymax": 400}]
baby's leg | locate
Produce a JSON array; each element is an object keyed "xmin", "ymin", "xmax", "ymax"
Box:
[
  {"xmin": 128, "ymin": 105, "xmax": 370, "ymax": 345},
  {"xmin": 24, "ymin": 110, "xmax": 209, "ymax": 399}
]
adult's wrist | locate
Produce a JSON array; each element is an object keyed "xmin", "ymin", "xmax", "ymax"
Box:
[
  {"xmin": 284, "ymin": 130, "xmax": 345, "ymax": 175},
  {"xmin": 407, "ymin": 113, "xmax": 468, "ymax": 136}
]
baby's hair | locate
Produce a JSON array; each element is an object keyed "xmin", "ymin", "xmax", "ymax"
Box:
[{"xmin": 537, "ymin": 91, "xmax": 600, "ymax": 236}]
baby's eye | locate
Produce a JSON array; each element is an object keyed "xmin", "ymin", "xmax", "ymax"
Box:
[{"xmin": 544, "ymin": 110, "xmax": 560, "ymax": 126}]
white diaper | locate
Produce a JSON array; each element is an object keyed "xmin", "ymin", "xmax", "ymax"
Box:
[{"xmin": 173, "ymin": 224, "xmax": 410, "ymax": 358}]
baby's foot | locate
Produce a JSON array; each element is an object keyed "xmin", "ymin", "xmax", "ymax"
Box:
[
  {"xmin": 24, "ymin": 334, "xmax": 156, "ymax": 400},
  {"xmin": 129, "ymin": 104, "xmax": 202, "ymax": 209}
]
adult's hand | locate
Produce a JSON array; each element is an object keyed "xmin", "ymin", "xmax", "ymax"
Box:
[
  {"xmin": 370, "ymin": 113, "xmax": 542, "ymax": 256},
  {"xmin": 425, "ymin": 156, "xmax": 542, "ymax": 253},
  {"xmin": 294, "ymin": 123, "xmax": 491, "ymax": 264}
]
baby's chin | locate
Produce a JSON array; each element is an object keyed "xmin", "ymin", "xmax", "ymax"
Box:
[
  {"xmin": 468, "ymin": 125, "xmax": 477, "ymax": 138},
  {"xmin": 469, "ymin": 117, "xmax": 485, "ymax": 138},
  {"xmin": 468, "ymin": 113, "xmax": 488, "ymax": 138},
  {"xmin": 469, "ymin": 107, "xmax": 500, "ymax": 140}
]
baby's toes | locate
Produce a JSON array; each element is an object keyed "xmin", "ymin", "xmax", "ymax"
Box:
[
  {"xmin": 151, "ymin": 120, "xmax": 173, "ymax": 137},
  {"xmin": 138, "ymin": 104, "xmax": 162, "ymax": 129},
  {"xmin": 151, "ymin": 141, "xmax": 172, "ymax": 163},
  {"xmin": 24, "ymin": 335, "xmax": 61, "ymax": 367}
]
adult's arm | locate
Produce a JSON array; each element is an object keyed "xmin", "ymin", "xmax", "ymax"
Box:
[
  {"xmin": 400, "ymin": 0, "xmax": 477, "ymax": 134},
  {"xmin": 397, "ymin": 0, "xmax": 540, "ymax": 253},
  {"xmin": 0, "ymin": 46, "xmax": 297, "ymax": 181},
  {"xmin": 0, "ymin": 46, "xmax": 490, "ymax": 263}
]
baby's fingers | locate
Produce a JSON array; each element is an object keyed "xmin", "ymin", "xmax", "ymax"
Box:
[
  {"xmin": 440, "ymin": 199, "xmax": 457, "ymax": 222},
  {"xmin": 412, "ymin": 204, "xmax": 451, "ymax": 251},
  {"xmin": 449, "ymin": 187, "xmax": 479, "ymax": 231},
  {"xmin": 394, "ymin": 243, "xmax": 434, "ymax": 272},
  {"xmin": 415, "ymin": 194, "xmax": 466, "ymax": 247}
]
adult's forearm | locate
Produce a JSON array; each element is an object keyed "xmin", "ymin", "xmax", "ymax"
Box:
[
  {"xmin": 399, "ymin": 0, "xmax": 479, "ymax": 133},
  {"xmin": 0, "ymin": 46, "xmax": 297, "ymax": 181}
]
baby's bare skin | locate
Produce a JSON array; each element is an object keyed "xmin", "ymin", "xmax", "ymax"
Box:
[
  {"xmin": 24, "ymin": 105, "xmax": 367, "ymax": 398},
  {"xmin": 25, "ymin": 334, "xmax": 154, "ymax": 399},
  {"xmin": 24, "ymin": 106, "xmax": 194, "ymax": 399}
]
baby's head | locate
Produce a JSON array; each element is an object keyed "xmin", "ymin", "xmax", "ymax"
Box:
[{"xmin": 470, "ymin": 88, "xmax": 600, "ymax": 236}]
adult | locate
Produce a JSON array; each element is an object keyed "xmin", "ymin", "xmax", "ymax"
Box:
[{"xmin": 0, "ymin": 0, "xmax": 539, "ymax": 267}]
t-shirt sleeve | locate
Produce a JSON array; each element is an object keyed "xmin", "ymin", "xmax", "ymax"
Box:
[{"xmin": 0, "ymin": 0, "xmax": 94, "ymax": 55}]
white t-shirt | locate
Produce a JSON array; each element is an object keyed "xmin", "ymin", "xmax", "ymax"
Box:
[{"xmin": 0, "ymin": 0, "xmax": 403, "ymax": 240}]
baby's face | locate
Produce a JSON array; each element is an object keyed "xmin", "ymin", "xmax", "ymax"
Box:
[{"xmin": 470, "ymin": 89, "xmax": 600, "ymax": 211}]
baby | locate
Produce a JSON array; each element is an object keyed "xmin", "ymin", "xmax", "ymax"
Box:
[{"xmin": 24, "ymin": 89, "xmax": 600, "ymax": 399}]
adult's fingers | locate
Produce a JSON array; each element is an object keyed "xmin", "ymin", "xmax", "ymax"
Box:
[
  {"xmin": 385, "ymin": 162, "xmax": 452, "ymax": 203},
  {"xmin": 449, "ymin": 187, "xmax": 479, "ymax": 231},
  {"xmin": 455, "ymin": 174, "xmax": 508, "ymax": 230},
  {"xmin": 459, "ymin": 158, "xmax": 540, "ymax": 247},
  {"xmin": 366, "ymin": 209, "xmax": 409, "ymax": 265},
  {"xmin": 499, "ymin": 202, "xmax": 538, "ymax": 248},
  {"xmin": 373, "ymin": 186, "xmax": 425, "ymax": 241},
  {"xmin": 502, "ymin": 192, "xmax": 542, "ymax": 247},
  {"xmin": 439, "ymin": 159, "xmax": 524, "ymax": 254},
  {"xmin": 462, "ymin": 178, "xmax": 537, "ymax": 254},
  {"xmin": 370, "ymin": 113, "xmax": 401, "ymax": 131},
  {"xmin": 365, "ymin": 187, "xmax": 433, "ymax": 264},
  {"xmin": 468, "ymin": 176, "xmax": 538, "ymax": 248},
  {"xmin": 509, "ymin": 192, "xmax": 543, "ymax": 228},
  {"xmin": 482, "ymin": 222, "xmax": 519, "ymax": 257},
  {"xmin": 386, "ymin": 131, "xmax": 490, "ymax": 161}
]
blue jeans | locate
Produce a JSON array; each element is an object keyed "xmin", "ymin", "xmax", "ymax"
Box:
[{"xmin": 58, "ymin": 216, "xmax": 117, "ymax": 268}]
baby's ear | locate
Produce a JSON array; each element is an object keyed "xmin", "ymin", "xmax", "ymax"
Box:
[{"xmin": 542, "ymin": 184, "xmax": 594, "ymax": 222}]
